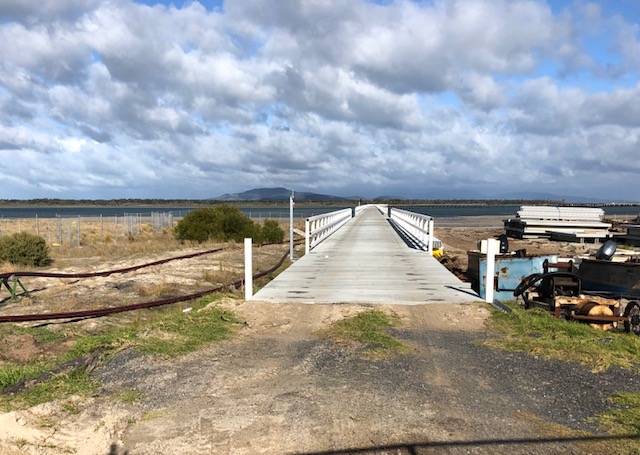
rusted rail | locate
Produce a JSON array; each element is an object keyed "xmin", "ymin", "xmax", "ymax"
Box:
[
  {"xmin": 0, "ymin": 247, "xmax": 226, "ymax": 280},
  {"xmin": 0, "ymin": 250, "xmax": 289, "ymax": 323}
]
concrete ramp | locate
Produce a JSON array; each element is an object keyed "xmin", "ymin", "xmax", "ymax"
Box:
[{"xmin": 251, "ymin": 208, "xmax": 479, "ymax": 305}]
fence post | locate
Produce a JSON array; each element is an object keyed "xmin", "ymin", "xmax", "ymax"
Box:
[{"xmin": 244, "ymin": 238, "xmax": 253, "ymax": 300}]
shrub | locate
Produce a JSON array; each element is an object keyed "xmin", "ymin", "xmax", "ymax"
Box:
[
  {"xmin": 174, "ymin": 206, "xmax": 259, "ymax": 243},
  {"xmin": 219, "ymin": 208, "xmax": 260, "ymax": 242},
  {"xmin": 174, "ymin": 207, "xmax": 218, "ymax": 242},
  {"xmin": 260, "ymin": 220, "xmax": 285, "ymax": 244},
  {"xmin": 0, "ymin": 232, "xmax": 51, "ymax": 267}
]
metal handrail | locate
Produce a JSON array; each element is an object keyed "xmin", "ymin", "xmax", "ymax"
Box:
[
  {"xmin": 305, "ymin": 208, "xmax": 353, "ymax": 254},
  {"xmin": 388, "ymin": 208, "xmax": 441, "ymax": 253}
]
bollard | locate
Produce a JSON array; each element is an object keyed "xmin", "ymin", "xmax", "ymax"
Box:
[
  {"xmin": 244, "ymin": 238, "xmax": 253, "ymax": 300},
  {"xmin": 485, "ymin": 238, "xmax": 498, "ymax": 303}
]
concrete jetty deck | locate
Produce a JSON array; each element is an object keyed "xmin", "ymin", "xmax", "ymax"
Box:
[{"xmin": 251, "ymin": 207, "xmax": 479, "ymax": 304}]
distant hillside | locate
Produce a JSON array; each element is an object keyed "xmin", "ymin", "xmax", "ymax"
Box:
[{"xmin": 214, "ymin": 187, "xmax": 348, "ymax": 202}]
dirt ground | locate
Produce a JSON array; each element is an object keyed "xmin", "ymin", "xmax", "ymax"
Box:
[{"xmin": 0, "ymin": 216, "xmax": 637, "ymax": 454}]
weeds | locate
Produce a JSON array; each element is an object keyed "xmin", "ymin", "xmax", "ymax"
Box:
[
  {"xmin": 114, "ymin": 389, "xmax": 143, "ymax": 404},
  {"xmin": 485, "ymin": 302, "xmax": 640, "ymax": 372},
  {"xmin": 0, "ymin": 294, "xmax": 238, "ymax": 410},
  {"xmin": 0, "ymin": 363, "xmax": 48, "ymax": 390},
  {"xmin": 61, "ymin": 402, "xmax": 80, "ymax": 414},
  {"xmin": 135, "ymin": 296, "xmax": 237, "ymax": 357},
  {"xmin": 6, "ymin": 369, "xmax": 99, "ymax": 409},
  {"xmin": 598, "ymin": 392, "xmax": 640, "ymax": 433},
  {"xmin": 322, "ymin": 310, "xmax": 410, "ymax": 359},
  {"xmin": 486, "ymin": 302, "xmax": 640, "ymax": 452},
  {"xmin": 135, "ymin": 281, "xmax": 180, "ymax": 298}
]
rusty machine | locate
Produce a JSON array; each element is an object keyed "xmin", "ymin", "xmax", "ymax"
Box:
[{"xmin": 513, "ymin": 259, "xmax": 640, "ymax": 334}]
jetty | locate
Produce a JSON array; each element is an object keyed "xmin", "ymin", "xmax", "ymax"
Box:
[{"xmin": 252, "ymin": 206, "xmax": 479, "ymax": 305}]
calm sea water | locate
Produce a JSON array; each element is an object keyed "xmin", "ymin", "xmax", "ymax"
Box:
[
  {"xmin": 0, "ymin": 206, "xmax": 353, "ymax": 219},
  {"xmin": 0, "ymin": 204, "xmax": 637, "ymax": 219}
]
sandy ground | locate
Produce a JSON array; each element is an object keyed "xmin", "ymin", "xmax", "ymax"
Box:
[
  {"xmin": 2, "ymin": 300, "xmax": 638, "ymax": 455},
  {"xmin": 0, "ymin": 216, "xmax": 637, "ymax": 454}
]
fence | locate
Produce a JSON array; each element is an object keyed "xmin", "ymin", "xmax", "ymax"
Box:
[{"xmin": 0, "ymin": 212, "xmax": 175, "ymax": 247}]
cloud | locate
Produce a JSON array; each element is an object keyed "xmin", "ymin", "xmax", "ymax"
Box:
[{"xmin": 0, "ymin": 0, "xmax": 639, "ymax": 200}]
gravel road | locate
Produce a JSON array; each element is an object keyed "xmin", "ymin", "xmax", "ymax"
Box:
[{"xmin": 89, "ymin": 301, "xmax": 640, "ymax": 455}]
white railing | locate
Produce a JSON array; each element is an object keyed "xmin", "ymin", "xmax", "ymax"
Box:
[
  {"xmin": 355, "ymin": 204, "xmax": 369, "ymax": 215},
  {"xmin": 388, "ymin": 207, "xmax": 441, "ymax": 253},
  {"xmin": 305, "ymin": 208, "xmax": 353, "ymax": 254}
]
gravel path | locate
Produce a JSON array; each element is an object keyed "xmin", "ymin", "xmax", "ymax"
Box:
[{"xmin": 90, "ymin": 302, "xmax": 639, "ymax": 455}]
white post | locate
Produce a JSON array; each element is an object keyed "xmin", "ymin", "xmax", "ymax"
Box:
[
  {"xmin": 485, "ymin": 238, "xmax": 498, "ymax": 303},
  {"xmin": 305, "ymin": 218, "xmax": 310, "ymax": 255},
  {"xmin": 290, "ymin": 192, "xmax": 295, "ymax": 260},
  {"xmin": 244, "ymin": 238, "xmax": 253, "ymax": 300},
  {"xmin": 428, "ymin": 218, "xmax": 434, "ymax": 254}
]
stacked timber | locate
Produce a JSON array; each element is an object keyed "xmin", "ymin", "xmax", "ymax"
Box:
[{"xmin": 504, "ymin": 206, "xmax": 611, "ymax": 242}]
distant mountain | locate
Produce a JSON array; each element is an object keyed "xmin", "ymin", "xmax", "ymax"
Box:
[
  {"xmin": 214, "ymin": 187, "xmax": 348, "ymax": 201},
  {"xmin": 372, "ymin": 195, "xmax": 407, "ymax": 201}
]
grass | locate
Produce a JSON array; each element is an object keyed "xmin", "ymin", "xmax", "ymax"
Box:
[
  {"xmin": 114, "ymin": 389, "xmax": 143, "ymax": 404},
  {"xmin": 486, "ymin": 302, "xmax": 640, "ymax": 452},
  {"xmin": 322, "ymin": 310, "xmax": 410, "ymax": 359},
  {"xmin": 9, "ymin": 369, "xmax": 100, "ymax": 409},
  {"xmin": 135, "ymin": 296, "xmax": 237, "ymax": 357},
  {"xmin": 596, "ymin": 391, "xmax": 640, "ymax": 452},
  {"xmin": 0, "ymin": 294, "xmax": 238, "ymax": 410},
  {"xmin": 485, "ymin": 302, "xmax": 640, "ymax": 372}
]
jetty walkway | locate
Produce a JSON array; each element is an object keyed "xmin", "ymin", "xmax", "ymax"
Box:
[{"xmin": 252, "ymin": 207, "xmax": 479, "ymax": 305}]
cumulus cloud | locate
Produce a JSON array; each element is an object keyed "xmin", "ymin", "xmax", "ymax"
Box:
[{"xmin": 0, "ymin": 0, "xmax": 639, "ymax": 200}]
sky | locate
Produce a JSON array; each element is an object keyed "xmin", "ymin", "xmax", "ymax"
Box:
[{"xmin": 1, "ymin": 0, "xmax": 640, "ymax": 201}]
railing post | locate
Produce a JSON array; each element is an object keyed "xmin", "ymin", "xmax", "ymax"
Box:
[
  {"xmin": 244, "ymin": 238, "xmax": 253, "ymax": 300},
  {"xmin": 428, "ymin": 218, "xmax": 434, "ymax": 254},
  {"xmin": 305, "ymin": 218, "xmax": 310, "ymax": 255}
]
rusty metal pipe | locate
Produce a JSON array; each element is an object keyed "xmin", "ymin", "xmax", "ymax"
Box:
[{"xmin": 0, "ymin": 251, "xmax": 289, "ymax": 323}]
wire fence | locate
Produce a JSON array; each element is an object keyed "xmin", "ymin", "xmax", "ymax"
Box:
[
  {"xmin": 0, "ymin": 212, "xmax": 175, "ymax": 247},
  {"xmin": 0, "ymin": 209, "xmax": 328, "ymax": 248}
]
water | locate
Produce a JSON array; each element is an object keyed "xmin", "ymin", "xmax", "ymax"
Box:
[
  {"xmin": 0, "ymin": 204, "xmax": 637, "ymax": 219},
  {"xmin": 0, "ymin": 206, "xmax": 353, "ymax": 219}
]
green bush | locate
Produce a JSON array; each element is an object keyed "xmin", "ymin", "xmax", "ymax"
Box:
[
  {"xmin": 174, "ymin": 205, "xmax": 259, "ymax": 243},
  {"xmin": 174, "ymin": 207, "xmax": 218, "ymax": 242},
  {"xmin": 0, "ymin": 232, "xmax": 51, "ymax": 267},
  {"xmin": 260, "ymin": 219, "xmax": 285, "ymax": 244}
]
